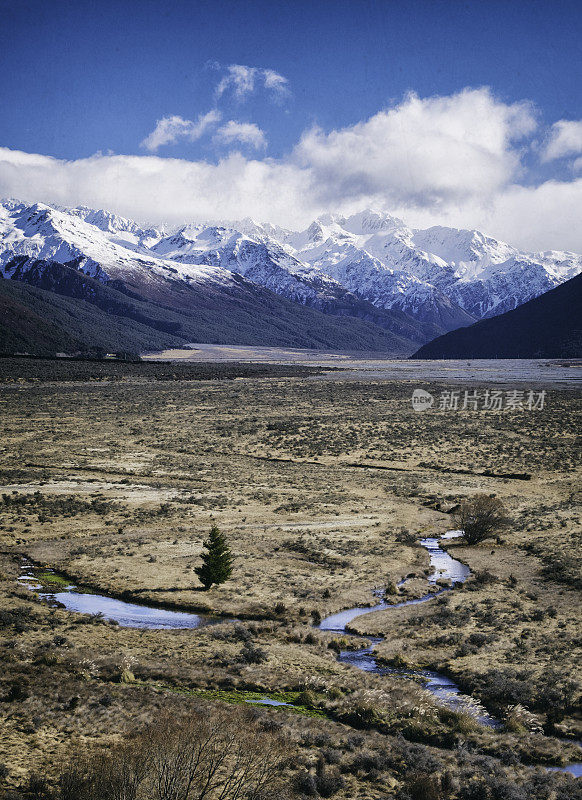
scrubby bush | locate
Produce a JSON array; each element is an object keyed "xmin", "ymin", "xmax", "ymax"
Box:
[
  {"xmin": 4, "ymin": 679, "xmax": 30, "ymax": 702},
  {"xmin": 25, "ymin": 772, "xmax": 52, "ymax": 799},
  {"xmin": 472, "ymin": 569, "xmax": 499, "ymax": 586},
  {"xmin": 400, "ymin": 771, "xmax": 444, "ymax": 800},
  {"xmin": 58, "ymin": 705, "xmax": 288, "ymax": 800},
  {"xmin": 293, "ymin": 770, "xmax": 318, "ymax": 796},
  {"xmin": 395, "ymin": 529, "xmax": 418, "ymax": 546},
  {"xmin": 454, "ymin": 494, "xmax": 509, "ymax": 545},
  {"xmin": 210, "ymin": 622, "xmax": 253, "ymax": 642},
  {"xmin": 239, "ymin": 642, "xmax": 269, "ymax": 664},
  {"xmin": 314, "ymin": 756, "xmax": 345, "ymax": 797}
]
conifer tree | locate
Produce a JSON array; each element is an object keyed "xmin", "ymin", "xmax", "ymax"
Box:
[{"xmin": 195, "ymin": 524, "xmax": 233, "ymax": 590}]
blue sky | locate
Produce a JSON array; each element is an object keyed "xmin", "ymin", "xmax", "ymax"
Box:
[
  {"xmin": 1, "ymin": 0, "xmax": 582, "ymax": 249},
  {"xmin": 1, "ymin": 0, "xmax": 580, "ymax": 160}
]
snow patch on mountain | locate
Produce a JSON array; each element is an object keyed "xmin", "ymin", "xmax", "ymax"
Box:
[{"xmin": 1, "ymin": 200, "xmax": 580, "ymax": 333}]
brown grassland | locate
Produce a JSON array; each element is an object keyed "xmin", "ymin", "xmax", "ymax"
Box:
[{"xmin": 0, "ymin": 359, "xmax": 580, "ymax": 799}]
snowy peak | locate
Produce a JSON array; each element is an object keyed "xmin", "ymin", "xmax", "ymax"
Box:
[
  {"xmin": 0, "ymin": 199, "xmax": 580, "ymax": 341},
  {"xmin": 340, "ymin": 209, "xmax": 405, "ymax": 235},
  {"xmin": 68, "ymin": 206, "xmax": 143, "ymax": 235},
  {"xmin": 0, "ymin": 200, "xmax": 235, "ymax": 291},
  {"xmin": 412, "ymin": 226, "xmax": 517, "ymax": 268},
  {"xmin": 283, "ymin": 210, "xmax": 582, "ymax": 323}
]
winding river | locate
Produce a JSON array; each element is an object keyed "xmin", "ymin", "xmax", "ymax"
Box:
[
  {"xmin": 18, "ymin": 537, "xmax": 582, "ymax": 776},
  {"xmin": 317, "ymin": 533, "xmax": 582, "ymax": 777},
  {"xmin": 319, "ymin": 531, "xmax": 500, "ymax": 728},
  {"xmin": 18, "ymin": 566, "xmax": 218, "ymax": 629},
  {"xmin": 17, "ymin": 534, "xmax": 491, "ymax": 722}
]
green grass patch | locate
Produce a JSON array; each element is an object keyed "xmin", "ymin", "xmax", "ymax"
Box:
[
  {"xmin": 132, "ymin": 681, "xmax": 327, "ymax": 717},
  {"xmin": 35, "ymin": 571, "xmax": 72, "ymax": 587}
]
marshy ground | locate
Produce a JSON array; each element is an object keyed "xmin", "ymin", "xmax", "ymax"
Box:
[{"xmin": 0, "ymin": 357, "xmax": 580, "ymax": 798}]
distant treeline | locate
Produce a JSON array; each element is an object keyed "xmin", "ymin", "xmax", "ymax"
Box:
[{"xmin": 0, "ymin": 356, "xmax": 327, "ymax": 383}]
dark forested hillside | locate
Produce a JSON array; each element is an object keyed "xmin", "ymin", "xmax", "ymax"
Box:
[
  {"xmin": 413, "ymin": 272, "xmax": 582, "ymax": 359},
  {"xmin": 1, "ymin": 258, "xmax": 417, "ymax": 355}
]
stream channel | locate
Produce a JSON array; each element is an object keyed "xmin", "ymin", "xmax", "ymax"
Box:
[{"xmin": 18, "ymin": 531, "xmax": 581, "ymax": 776}]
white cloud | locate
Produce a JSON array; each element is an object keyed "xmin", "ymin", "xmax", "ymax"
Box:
[
  {"xmin": 389, "ymin": 179, "xmax": 582, "ymax": 252},
  {"xmin": 0, "ymin": 147, "xmax": 313, "ymax": 230},
  {"xmin": 542, "ymin": 119, "xmax": 582, "ymax": 161},
  {"xmin": 215, "ymin": 64, "xmax": 289, "ymax": 101},
  {"xmin": 3, "ymin": 88, "xmax": 582, "ymax": 251},
  {"xmin": 141, "ymin": 63, "xmax": 287, "ymax": 153},
  {"xmin": 474, "ymin": 179, "xmax": 582, "ymax": 251},
  {"xmin": 295, "ymin": 88, "xmax": 536, "ymax": 207},
  {"xmin": 141, "ymin": 109, "xmax": 221, "ymax": 152},
  {"xmin": 213, "ymin": 121, "xmax": 267, "ymax": 150},
  {"xmin": 216, "ymin": 65, "xmax": 256, "ymax": 100},
  {"xmin": 263, "ymin": 69, "xmax": 289, "ymax": 96}
]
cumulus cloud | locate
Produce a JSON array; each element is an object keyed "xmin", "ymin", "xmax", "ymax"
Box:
[
  {"xmin": 215, "ymin": 64, "xmax": 289, "ymax": 101},
  {"xmin": 542, "ymin": 119, "xmax": 582, "ymax": 162},
  {"xmin": 391, "ymin": 179, "xmax": 582, "ymax": 252},
  {"xmin": 2, "ymin": 88, "xmax": 582, "ymax": 251},
  {"xmin": 213, "ymin": 121, "xmax": 267, "ymax": 149},
  {"xmin": 0, "ymin": 146, "xmax": 313, "ymax": 229},
  {"xmin": 296, "ymin": 88, "xmax": 536, "ymax": 207},
  {"xmin": 473, "ymin": 178, "xmax": 582, "ymax": 251},
  {"xmin": 141, "ymin": 109, "xmax": 221, "ymax": 152},
  {"xmin": 140, "ymin": 63, "xmax": 287, "ymax": 153}
]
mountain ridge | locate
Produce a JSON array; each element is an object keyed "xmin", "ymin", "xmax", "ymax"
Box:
[
  {"xmin": 0, "ymin": 255, "xmax": 415, "ymax": 355},
  {"xmin": 1, "ymin": 199, "xmax": 580, "ymax": 355},
  {"xmin": 412, "ymin": 272, "xmax": 582, "ymax": 359}
]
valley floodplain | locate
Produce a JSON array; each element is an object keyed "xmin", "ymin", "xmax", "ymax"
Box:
[{"xmin": 0, "ymin": 356, "xmax": 580, "ymax": 799}]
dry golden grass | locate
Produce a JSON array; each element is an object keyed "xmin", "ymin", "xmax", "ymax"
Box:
[{"xmin": 0, "ymin": 373, "xmax": 580, "ymax": 796}]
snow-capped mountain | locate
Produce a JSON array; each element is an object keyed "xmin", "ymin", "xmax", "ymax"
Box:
[
  {"xmin": 0, "ymin": 200, "xmax": 228, "ymax": 291},
  {"xmin": 281, "ymin": 210, "xmax": 582, "ymax": 323},
  {"xmin": 0, "ymin": 201, "xmax": 440, "ymax": 347},
  {"xmin": 1, "ymin": 200, "xmax": 580, "ymax": 349}
]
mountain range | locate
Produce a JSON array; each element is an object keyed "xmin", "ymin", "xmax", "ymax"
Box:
[
  {"xmin": 413, "ymin": 271, "xmax": 582, "ymax": 359},
  {"xmin": 1, "ymin": 199, "xmax": 580, "ymax": 356}
]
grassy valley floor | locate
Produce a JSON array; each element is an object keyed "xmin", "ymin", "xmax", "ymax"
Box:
[{"xmin": 0, "ymin": 361, "xmax": 580, "ymax": 798}]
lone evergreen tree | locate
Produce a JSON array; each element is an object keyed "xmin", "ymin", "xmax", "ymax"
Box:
[{"xmin": 195, "ymin": 525, "xmax": 233, "ymax": 590}]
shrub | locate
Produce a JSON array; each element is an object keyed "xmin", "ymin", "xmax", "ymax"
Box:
[
  {"xmin": 402, "ymin": 772, "xmax": 444, "ymax": 800},
  {"xmin": 25, "ymin": 772, "xmax": 52, "ymax": 799},
  {"xmin": 396, "ymin": 529, "xmax": 418, "ymax": 546},
  {"xmin": 320, "ymin": 748, "xmax": 342, "ymax": 765},
  {"xmin": 472, "ymin": 569, "xmax": 499, "ymax": 586},
  {"xmin": 210, "ymin": 622, "xmax": 252, "ymax": 642},
  {"xmin": 457, "ymin": 776, "xmax": 528, "ymax": 800},
  {"xmin": 315, "ymin": 757, "xmax": 345, "ymax": 797},
  {"xmin": 4, "ymin": 679, "xmax": 30, "ymax": 702},
  {"xmin": 454, "ymin": 495, "xmax": 509, "ymax": 545},
  {"xmin": 310, "ymin": 609, "xmax": 321, "ymax": 625},
  {"xmin": 239, "ymin": 642, "xmax": 268, "ymax": 664},
  {"xmin": 293, "ymin": 771, "xmax": 318, "ymax": 796},
  {"xmin": 59, "ymin": 705, "xmax": 288, "ymax": 800},
  {"xmin": 297, "ymin": 690, "xmax": 319, "ymax": 708}
]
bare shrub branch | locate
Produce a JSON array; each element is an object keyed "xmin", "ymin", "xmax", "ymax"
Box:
[{"xmin": 454, "ymin": 494, "xmax": 509, "ymax": 545}]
